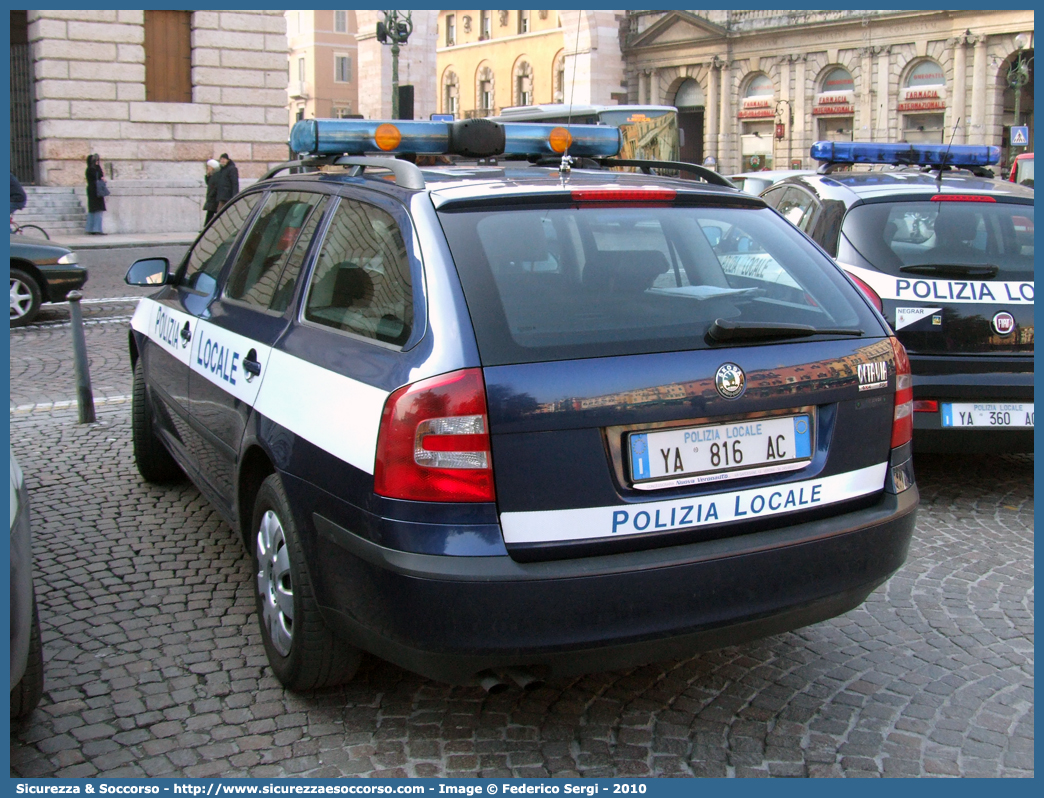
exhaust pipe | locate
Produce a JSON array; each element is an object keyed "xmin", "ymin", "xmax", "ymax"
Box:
[
  {"xmin": 477, "ymin": 671, "xmax": 509, "ymax": 694},
  {"xmin": 504, "ymin": 668, "xmax": 545, "ymax": 691}
]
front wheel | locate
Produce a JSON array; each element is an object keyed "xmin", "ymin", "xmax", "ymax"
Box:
[
  {"xmin": 10, "ymin": 268, "xmax": 41, "ymax": 327},
  {"xmin": 253, "ymin": 473, "xmax": 360, "ymax": 691}
]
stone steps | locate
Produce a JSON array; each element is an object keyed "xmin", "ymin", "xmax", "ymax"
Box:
[{"xmin": 18, "ymin": 186, "xmax": 87, "ymax": 235}]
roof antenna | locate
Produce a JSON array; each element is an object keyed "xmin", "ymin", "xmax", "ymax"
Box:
[
  {"xmin": 560, "ymin": 11, "xmax": 584, "ymax": 176},
  {"xmin": 938, "ymin": 117, "xmax": 960, "ymax": 189}
]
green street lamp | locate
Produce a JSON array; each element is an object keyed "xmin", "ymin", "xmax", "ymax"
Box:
[{"xmin": 376, "ymin": 10, "xmax": 413, "ymax": 119}]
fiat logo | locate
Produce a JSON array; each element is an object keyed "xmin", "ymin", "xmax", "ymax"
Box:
[
  {"xmin": 715, "ymin": 363, "xmax": 746, "ymax": 400},
  {"xmin": 992, "ymin": 311, "xmax": 1016, "ymax": 336}
]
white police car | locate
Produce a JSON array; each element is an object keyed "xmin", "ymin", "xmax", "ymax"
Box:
[
  {"xmin": 126, "ymin": 118, "xmax": 918, "ymax": 691},
  {"xmin": 761, "ymin": 142, "xmax": 1034, "ymax": 452}
]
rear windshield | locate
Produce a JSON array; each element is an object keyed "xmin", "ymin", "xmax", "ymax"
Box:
[
  {"xmin": 842, "ymin": 200, "xmax": 1034, "ymax": 280},
  {"xmin": 437, "ymin": 203, "xmax": 881, "ymax": 365}
]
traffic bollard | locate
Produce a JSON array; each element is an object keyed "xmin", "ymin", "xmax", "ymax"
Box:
[{"xmin": 66, "ymin": 290, "xmax": 96, "ymax": 423}]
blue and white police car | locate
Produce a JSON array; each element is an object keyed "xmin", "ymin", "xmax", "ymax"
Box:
[
  {"xmin": 126, "ymin": 118, "xmax": 918, "ymax": 691},
  {"xmin": 762, "ymin": 142, "xmax": 1034, "ymax": 452}
]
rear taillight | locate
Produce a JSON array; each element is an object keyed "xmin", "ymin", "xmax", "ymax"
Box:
[
  {"xmin": 374, "ymin": 368, "xmax": 495, "ymax": 502},
  {"xmin": 842, "ymin": 268, "xmax": 883, "ymax": 312},
  {"xmin": 890, "ymin": 337, "xmax": 913, "ymax": 448},
  {"xmin": 913, "ymin": 399, "xmax": 938, "ymax": 413}
]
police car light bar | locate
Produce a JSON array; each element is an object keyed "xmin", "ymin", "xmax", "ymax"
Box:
[
  {"xmin": 289, "ymin": 118, "xmax": 621, "ymax": 160},
  {"xmin": 810, "ymin": 141, "xmax": 1000, "ymax": 167}
]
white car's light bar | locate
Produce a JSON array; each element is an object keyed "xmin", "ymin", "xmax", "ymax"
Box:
[
  {"xmin": 289, "ymin": 118, "xmax": 621, "ymax": 160},
  {"xmin": 810, "ymin": 141, "xmax": 1000, "ymax": 167}
]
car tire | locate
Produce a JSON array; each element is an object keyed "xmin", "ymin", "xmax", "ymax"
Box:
[
  {"xmin": 11, "ymin": 594, "xmax": 44, "ymax": 720},
  {"xmin": 253, "ymin": 473, "xmax": 360, "ymax": 691},
  {"xmin": 132, "ymin": 361, "xmax": 183, "ymax": 483},
  {"xmin": 10, "ymin": 268, "xmax": 41, "ymax": 328}
]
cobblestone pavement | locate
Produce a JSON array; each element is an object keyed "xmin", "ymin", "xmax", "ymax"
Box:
[{"xmin": 9, "ymin": 292, "xmax": 1034, "ymax": 779}]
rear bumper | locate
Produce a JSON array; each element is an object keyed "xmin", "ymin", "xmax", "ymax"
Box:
[
  {"xmin": 307, "ymin": 485, "xmax": 918, "ymax": 683},
  {"xmin": 910, "ymin": 367, "xmax": 1033, "ymax": 453}
]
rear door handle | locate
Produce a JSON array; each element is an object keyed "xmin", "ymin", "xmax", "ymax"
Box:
[
  {"xmin": 243, "ymin": 348, "xmax": 261, "ymax": 381},
  {"xmin": 180, "ymin": 321, "xmax": 192, "ymax": 342}
]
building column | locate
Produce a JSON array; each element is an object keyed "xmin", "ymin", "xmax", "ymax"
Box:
[
  {"xmin": 718, "ymin": 60, "xmax": 732, "ymax": 173},
  {"xmin": 876, "ymin": 46, "xmax": 891, "ymax": 141},
  {"xmin": 858, "ymin": 47, "xmax": 873, "ymax": 139},
  {"xmin": 705, "ymin": 60, "xmax": 719, "ymax": 164},
  {"xmin": 648, "ymin": 68, "xmax": 658, "ymax": 104},
  {"xmin": 951, "ymin": 35, "xmax": 968, "ymax": 143},
  {"xmin": 970, "ymin": 36, "xmax": 987, "ymax": 144},
  {"xmin": 793, "ymin": 55, "xmax": 807, "ymax": 163}
]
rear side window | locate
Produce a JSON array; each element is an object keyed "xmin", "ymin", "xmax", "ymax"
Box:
[
  {"xmin": 303, "ymin": 198, "xmax": 413, "ymax": 347},
  {"xmin": 774, "ymin": 188, "xmax": 817, "ymax": 232},
  {"xmin": 224, "ymin": 191, "xmax": 327, "ymax": 312},
  {"xmin": 438, "ymin": 204, "xmax": 881, "ymax": 365},
  {"xmin": 842, "ymin": 201, "xmax": 1034, "ymax": 279}
]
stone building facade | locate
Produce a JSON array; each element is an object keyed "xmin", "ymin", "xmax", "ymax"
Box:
[
  {"xmin": 434, "ymin": 10, "xmax": 626, "ymax": 118},
  {"xmin": 21, "ymin": 10, "xmax": 289, "ymax": 233},
  {"xmin": 355, "ymin": 11, "xmax": 440, "ymax": 121},
  {"xmin": 623, "ymin": 10, "xmax": 1035, "ymax": 176},
  {"xmin": 286, "ymin": 10, "xmax": 359, "ymax": 124}
]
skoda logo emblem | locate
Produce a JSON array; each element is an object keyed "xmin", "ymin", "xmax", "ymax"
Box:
[
  {"xmin": 715, "ymin": 363, "xmax": 745, "ymax": 400},
  {"xmin": 992, "ymin": 311, "xmax": 1015, "ymax": 336}
]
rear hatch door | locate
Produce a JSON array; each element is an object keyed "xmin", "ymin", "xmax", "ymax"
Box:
[
  {"xmin": 837, "ymin": 195, "xmax": 1034, "ymax": 357},
  {"xmin": 436, "ymin": 186, "xmax": 893, "ymax": 559}
]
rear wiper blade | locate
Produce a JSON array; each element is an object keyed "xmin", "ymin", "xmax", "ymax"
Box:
[
  {"xmin": 707, "ymin": 318, "xmax": 864, "ymax": 343},
  {"xmin": 899, "ymin": 263, "xmax": 999, "ymax": 278}
]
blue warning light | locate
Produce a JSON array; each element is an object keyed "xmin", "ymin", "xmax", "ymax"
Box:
[{"xmin": 810, "ymin": 141, "xmax": 1000, "ymax": 167}]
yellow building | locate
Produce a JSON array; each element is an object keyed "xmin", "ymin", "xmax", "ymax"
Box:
[
  {"xmin": 286, "ymin": 10, "xmax": 359, "ymax": 124},
  {"xmin": 436, "ymin": 10, "xmax": 566, "ymax": 118}
]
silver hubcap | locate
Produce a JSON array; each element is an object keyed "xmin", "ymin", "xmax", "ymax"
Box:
[
  {"xmin": 10, "ymin": 278, "xmax": 33, "ymax": 320},
  {"xmin": 257, "ymin": 509, "xmax": 294, "ymax": 656}
]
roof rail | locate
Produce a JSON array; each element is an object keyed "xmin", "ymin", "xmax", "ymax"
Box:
[
  {"xmin": 601, "ymin": 158, "xmax": 736, "ymax": 188},
  {"xmin": 261, "ymin": 155, "xmax": 425, "ymax": 190}
]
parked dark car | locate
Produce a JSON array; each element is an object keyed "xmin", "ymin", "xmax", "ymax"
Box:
[
  {"xmin": 125, "ymin": 118, "xmax": 918, "ymax": 692},
  {"xmin": 9, "ymin": 235, "xmax": 87, "ymax": 327},
  {"xmin": 761, "ymin": 142, "xmax": 1034, "ymax": 453}
]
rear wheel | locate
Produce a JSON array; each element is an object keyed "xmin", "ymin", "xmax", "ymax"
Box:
[
  {"xmin": 10, "ymin": 268, "xmax": 41, "ymax": 327},
  {"xmin": 131, "ymin": 361, "xmax": 183, "ymax": 482},
  {"xmin": 253, "ymin": 473, "xmax": 360, "ymax": 690},
  {"xmin": 11, "ymin": 594, "xmax": 44, "ymax": 719}
]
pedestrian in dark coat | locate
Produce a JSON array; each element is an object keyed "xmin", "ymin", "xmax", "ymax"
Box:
[
  {"xmin": 85, "ymin": 154, "xmax": 106, "ymax": 235},
  {"xmin": 216, "ymin": 152, "xmax": 239, "ymax": 211},
  {"xmin": 203, "ymin": 159, "xmax": 220, "ymax": 226},
  {"xmin": 10, "ymin": 172, "xmax": 27, "ymax": 216}
]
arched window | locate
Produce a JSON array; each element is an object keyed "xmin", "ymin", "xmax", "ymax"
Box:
[
  {"xmin": 514, "ymin": 60, "xmax": 534, "ymax": 106},
  {"xmin": 552, "ymin": 50, "xmax": 566, "ymax": 103},
  {"xmin": 739, "ymin": 73, "xmax": 775, "ymax": 170},
  {"xmin": 673, "ymin": 78, "xmax": 704, "ymax": 110},
  {"xmin": 900, "ymin": 59, "xmax": 946, "ymax": 144},
  {"xmin": 815, "ymin": 67, "xmax": 855, "ymax": 142},
  {"xmin": 476, "ymin": 64, "xmax": 495, "ymax": 115},
  {"xmin": 442, "ymin": 70, "xmax": 460, "ymax": 118}
]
